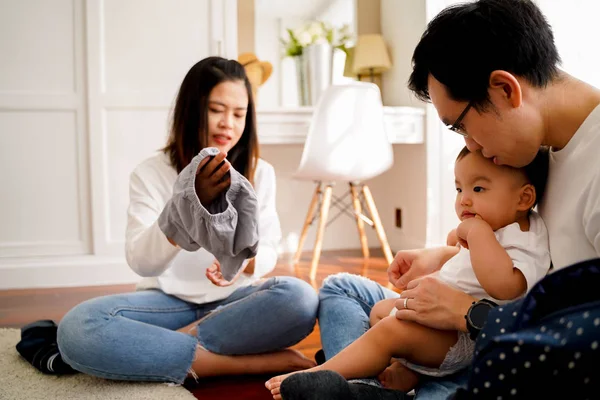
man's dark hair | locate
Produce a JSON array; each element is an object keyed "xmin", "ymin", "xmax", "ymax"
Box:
[
  {"xmin": 409, "ymin": 0, "xmax": 561, "ymax": 111},
  {"xmin": 456, "ymin": 146, "xmax": 549, "ymax": 207}
]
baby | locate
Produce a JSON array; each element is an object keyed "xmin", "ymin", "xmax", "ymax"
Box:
[{"xmin": 266, "ymin": 147, "xmax": 551, "ymax": 398}]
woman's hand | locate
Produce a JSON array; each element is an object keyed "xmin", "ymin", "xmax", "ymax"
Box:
[
  {"xmin": 244, "ymin": 258, "xmax": 256, "ymax": 275},
  {"xmin": 205, "ymin": 259, "xmax": 245, "ymax": 287},
  {"xmin": 393, "ymin": 275, "xmax": 476, "ymax": 332},
  {"xmin": 195, "ymin": 151, "xmax": 231, "ymax": 207},
  {"xmin": 388, "ymin": 247, "xmax": 459, "ymax": 290}
]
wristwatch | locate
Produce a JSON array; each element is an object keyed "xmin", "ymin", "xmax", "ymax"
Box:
[{"xmin": 465, "ymin": 299, "xmax": 498, "ymax": 340}]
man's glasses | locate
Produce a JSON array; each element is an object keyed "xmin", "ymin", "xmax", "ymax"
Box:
[{"xmin": 447, "ymin": 101, "xmax": 473, "ymax": 137}]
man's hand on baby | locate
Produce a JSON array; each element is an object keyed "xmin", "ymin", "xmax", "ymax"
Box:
[
  {"xmin": 394, "ymin": 275, "xmax": 476, "ymax": 331},
  {"xmin": 456, "ymin": 216, "xmax": 491, "ymax": 249},
  {"xmin": 195, "ymin": 151, "xmax": 231, "ymax": 207}
]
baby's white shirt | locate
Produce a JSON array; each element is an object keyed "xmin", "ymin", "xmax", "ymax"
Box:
[{"xmin": 436, "ymin": 211, "xmax": 551, "ymax": 305}]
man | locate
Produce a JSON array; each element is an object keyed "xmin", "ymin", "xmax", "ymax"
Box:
[{"xmin": 278, "ymin": 0, "xmax": 600, "ymax": 399}]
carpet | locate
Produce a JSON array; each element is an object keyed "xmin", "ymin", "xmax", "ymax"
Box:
[{"xmin": 0, "ymin": 328, "xmax": 195, "ymax": 400}]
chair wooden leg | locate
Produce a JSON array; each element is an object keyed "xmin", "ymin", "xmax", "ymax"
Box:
[
  {"xmin": 350, "ymin": 183, "xmax": 370, "ymax": 260},
  {"xmin": 362, "ymin": 185, "xmax": 394, "ymax": 266},
  {"xmin": 310, "ymin": 184, "xmax": 333, "ymax": 282},
  {"xmin": 293, "ymin": 183, "xmax": 322, "ymax": 265}
]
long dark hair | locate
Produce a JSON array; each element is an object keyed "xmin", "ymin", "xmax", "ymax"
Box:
[{"xmin": 163, "ymin": 56, "xmax": 259, "ymax": 183}]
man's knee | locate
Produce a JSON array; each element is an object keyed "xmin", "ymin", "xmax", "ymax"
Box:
[{"xmin": 319, "ymin": 273, "xmax": 362, "ymax": 299}]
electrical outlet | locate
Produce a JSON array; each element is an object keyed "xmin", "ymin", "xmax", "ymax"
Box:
[{"xmin": 395, "ymin": 208, "xmax": 402, "ymax": 228}]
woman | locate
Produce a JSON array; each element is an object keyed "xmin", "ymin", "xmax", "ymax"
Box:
[{"xmin": 57, "ymin": 57, "xmax": 319, "ymax": 384}]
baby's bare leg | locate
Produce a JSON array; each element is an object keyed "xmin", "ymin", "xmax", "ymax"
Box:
[
  {"xmin": 266, "ymin": 315, "xmax": 457, "ymax": 394},
  {"xmin": 315, "ymin": 315, "xmax": 458, "ymax": 380},
  {"xmin": 379, "ymin": 360, "xmax": 420, "ymax": 391},
  {"xmin": 370, "ymin": 298, "xmax": 398, "ymax": 327}
]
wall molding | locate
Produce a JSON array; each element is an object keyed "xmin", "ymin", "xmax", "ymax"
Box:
[
  {"xmin": 256, "ymin": 106, "xmax": 425, "ymax": 145},
  {"xmin": 0, "ymin": 256, "xmax": 138, "ymax": 289},
  {"xmin": 0, "ymin": 240, "xmax": 86, "ymax": 258}
]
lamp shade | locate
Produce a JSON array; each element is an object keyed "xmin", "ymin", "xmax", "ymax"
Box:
[{"xmin": 352, "ymin": 34, "xmax": 392, "ymax": 75}]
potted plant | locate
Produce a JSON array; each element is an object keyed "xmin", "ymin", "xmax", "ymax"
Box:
[{"xmin": 281, "ymin": 22, "xmax": 353, "ymax": 105}]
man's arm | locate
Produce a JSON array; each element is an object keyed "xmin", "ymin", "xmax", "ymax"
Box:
[
  {"xmin": 447, "ymin": 229, "xmax": 459, "ymax": 247},
  {"xmin": 584, "ymin": 175, "xmax": 600, "ymax": 257}
]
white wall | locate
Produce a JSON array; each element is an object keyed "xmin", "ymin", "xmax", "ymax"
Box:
[
  {"xmin": 381, "ymin": 0, "xmax": 427, "ymax": 108},
  {"xmin": 16, "ymin": 0, "xmax": 585, "ymax": 288},
  {"xmin": 253, "ymin": 15, "xmax": 282, "ymax": 108},
  {"xmin": 254, "ymin": 0, "xmax": 355, "ymax": 108},
  {"xmin": 262, "ymin": 142, "xmax": 427, "ymax": 256},
  {"xmin": 262, "ymin": 145, "xmax": 368, "ymax": 255},
  {"xmin": 418, "ymin": 0, "xmax": 466, "ymax": 246},
  {"xmin": 0, "ymin": 0, "xmax": 237, "ymax": 289},
  {"xmin": 316, "ymin": 0, "xmax": 355, "ymax": 32},
  {"xmin": 259, "ymin": 0, "xmax": 600, "ymax": 259},
  {"xmin": 260, "ymin": 0, "xmax": 430, "ymax": 255},
  {"xmin": 377, "ymin": 0, "xmax": 429, "ymax": 250},
  {"xmin": 0, "ymin": 0, "xmax": 90, "ymax": 260},
  {"xmin": 537, "ymin": 0, "xmax": 600, "ymax": 89},
  {"xmin": 314, "ymin": 0, "xmax": 355, "ymax": 88}
]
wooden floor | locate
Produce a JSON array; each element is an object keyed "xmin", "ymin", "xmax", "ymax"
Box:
[{"xmin": 0, "ymin": 249, "xmax": 394, "ymax": 400}]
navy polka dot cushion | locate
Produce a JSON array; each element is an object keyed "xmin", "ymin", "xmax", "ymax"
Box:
[{"xmin": 454, "ymin": 258, "xmax": 600, "ymax": 399}]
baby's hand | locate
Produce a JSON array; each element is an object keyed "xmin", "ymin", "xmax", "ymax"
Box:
[{"xmin": 456, "ymin": 216, "xmax": 491, "ymax": 249}]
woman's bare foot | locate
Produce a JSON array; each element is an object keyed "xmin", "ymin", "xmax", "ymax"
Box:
[
  {"xmin": 265, "ymin": 366, "xmax": 321, "ymax": 400},
  {"xmin": 228, "ymin": 349, "xmax": 316, "ymax": 376},
  {"xmin": 377, "ymin": 361, "xmax": 419, "ymax": 392},
  {"xmin": 267, "ymin": 349, "xmax": 317, "ymax": 373},
  {"xmin": 189, "ymin": 347, "xmax": 316, "ymax": 378}
]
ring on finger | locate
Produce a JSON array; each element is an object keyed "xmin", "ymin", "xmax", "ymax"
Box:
[{"xmin": 403, "ymin": 298, "xmax": 409, "ymax": 309}]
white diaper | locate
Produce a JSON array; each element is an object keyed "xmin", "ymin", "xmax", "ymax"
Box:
[{"xmin": 388, "ymin": 307, "xmax": 474, "ymax": 377}]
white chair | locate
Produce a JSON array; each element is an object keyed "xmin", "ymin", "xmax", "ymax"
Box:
[{"xmin": 293, "ymin": 82, "xmax": 395, "ymax": 281}]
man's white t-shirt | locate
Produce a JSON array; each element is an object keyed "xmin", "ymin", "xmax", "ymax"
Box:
[
  {"xmin": 436, "ymin": 211, "xmax": 551, "ymax": 305},
  {"xmin": 539, "ymin": 104, "xmax": 600, "ymax": 270}
]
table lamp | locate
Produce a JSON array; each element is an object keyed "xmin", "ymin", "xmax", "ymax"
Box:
[{"xmin": 352, "ymin": 34, "xmax": 392, "ymax": 82}]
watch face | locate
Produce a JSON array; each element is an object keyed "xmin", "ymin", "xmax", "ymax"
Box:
[{"xmin": 470, "ymin": 303, "xmax": 493, "ymax": 329}]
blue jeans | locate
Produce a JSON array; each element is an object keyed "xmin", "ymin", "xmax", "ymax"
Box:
[
  {"xmin": 318, "ymin": 273, "xmax": 468, "ymax": 400},
  {"xmin": 57, "ymin": 276, "xmax": 318, "ymax": 383}
]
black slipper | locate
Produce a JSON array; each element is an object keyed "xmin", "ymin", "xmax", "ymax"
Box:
[
  {"xmin": 280, "ymin": 370, "xmax": 410, "ymax": 400},
  {"xmin": 16, "ymin": 320, "xmax": 78, "ymax": 375}
]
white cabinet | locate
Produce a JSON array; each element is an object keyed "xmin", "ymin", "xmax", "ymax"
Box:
[
  {"xmin": 256, "ymin": 107, "xmax": 424, "ymax": 145},
  {"xmin": 0, "ymin": 0, "xmax": 237, "ymax": 288},
  {"xmin": 0, "ymin": 0, "xmax": 89, "ymax": 261}
]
